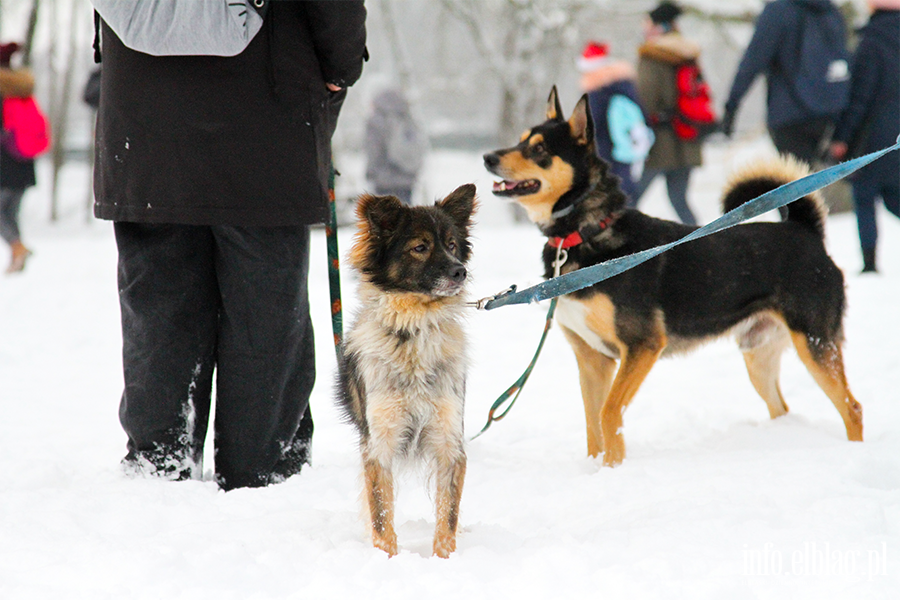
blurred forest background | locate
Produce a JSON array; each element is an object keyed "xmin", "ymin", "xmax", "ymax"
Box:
[{"xmin": 0, "ymin": 0, "xmax": 869, "ymax": 221}]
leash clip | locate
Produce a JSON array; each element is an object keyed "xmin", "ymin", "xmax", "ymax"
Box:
[{"xmin": 468, "ymin": 284, "xmax": 517, "ymax": 310}]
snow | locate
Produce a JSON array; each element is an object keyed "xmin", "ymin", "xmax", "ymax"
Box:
[{"xmin": 1, "ymin": 137, "xmax": 899, "ymax": 599}]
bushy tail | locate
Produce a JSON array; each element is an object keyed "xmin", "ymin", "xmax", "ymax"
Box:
[{"xmin": 720, "ymin": 154, "xmax": 828, "ymax": 240}]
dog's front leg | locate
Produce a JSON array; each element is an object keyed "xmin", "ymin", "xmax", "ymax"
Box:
[
  {"xmin": 433, "ymin": 451, "xmax": 466, "ymax": 558},
  {"xmin": 601, "ymin": 341, "xmax": 665, "ymax": 466},
  {"xmin": 560, "ymin": 326, "xmax": 617, "ymax": 458},
  {"xmin": 363, "ymin": 456, "xmax": 398, "ymax": 556}
]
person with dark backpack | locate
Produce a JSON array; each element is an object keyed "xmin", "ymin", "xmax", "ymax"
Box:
[
  {"xmin": 721, "ymin": 0, "xmax": 850, "ymax": 164},
  {"xmin": 630, "ymin": 1, "xmax": 704, "ymax": 225},
  {"xmin": 92, "ymin": 1, "xmax": 367, "ymax": 490}
]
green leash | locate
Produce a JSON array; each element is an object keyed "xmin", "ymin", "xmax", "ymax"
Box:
[
  {"xmin": 470, "ymin": 297, "xmax": 557, "ymax": 440},
  {"xmin": 326, "ymin": 166, "xmax": 343, "ymax": 363},
  {"xmin": 471, "ymin": 242, "xmax": 567, "ymax": 440}
]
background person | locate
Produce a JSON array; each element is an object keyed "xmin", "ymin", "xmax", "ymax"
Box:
[
  {"xmin": 578, "ymin": 40, "xmax": 653, "ymax": 201},
  {"xmin": 631, "ymin": 1, "xmax": 701, "ymax": 225},
  {"xmin": 0, "ymin": 42, "xmax": 37, "ymax": 274},
  {"xmin": 364, "ymin": 87, "xmax": 428, "ymax": 206},
  {"xmin": 829, "ymin": 0, "xmax": 899, "ymax": 273},
  {"xmin": 720, "ymin": 0, "xmax": 850, "ymax": 164}
]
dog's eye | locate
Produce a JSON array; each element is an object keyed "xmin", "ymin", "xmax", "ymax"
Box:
[
  {"xmin": 412, "ymin": 243, "xmax": 428, "ymax": 254},
  {"xmin": 447, "ymin": 240, "xmax": 457, "ymax": 252},
  {"xmin": 531, "ymin": 143, "xmax": 546, "ymax": 155}
]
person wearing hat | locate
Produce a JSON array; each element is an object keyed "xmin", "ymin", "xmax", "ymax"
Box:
[
  {"xmin": 630, "ymin": 1, "xmax": 701, "ymax": 225},
  {"xmin": 0, "ymin": 42, "xmax": 37, "ymax": 274},
  {"xmin": 577, "ymin": 41, "xmax": 654, "ymax": 200}
]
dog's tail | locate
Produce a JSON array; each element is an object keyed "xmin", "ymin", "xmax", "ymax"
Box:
[{"xmin": 720, "ymin": 154, "xmax": 828, "ymax": 240}]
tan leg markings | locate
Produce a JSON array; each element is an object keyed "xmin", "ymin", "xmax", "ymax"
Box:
[
  {"xmin": 561, "ymin": 325, "xmax": 617, "ymax": 458},
  {"xmin": 364, "ymin": 457, "xmax": 398, "ymax": 556},
  {"xmin": 790, "ymin": 332, "xmax": 863, "ymax": 441},
  {"xmin": 432, "ymin": 454, "xmax": 466, "ymax": 558},
  {"xmin": 600, "ymin": 340, "xmax": 666, "ymax": 466},
  {"xmin": 742, "ymin": 341, "xmax": 790, "ymax": 419}
]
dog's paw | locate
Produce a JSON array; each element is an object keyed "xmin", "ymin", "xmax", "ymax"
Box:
[
  {"xmin": 373, "ymin": 533, "xmax": 398, "ymax": 557},
  {"xmin": 432, "ymin": 534, "xmax": 457, "ymax": 558},
  {"xmin": 602, "ymin": 438, "xmax": 626, "ymax": 467}
]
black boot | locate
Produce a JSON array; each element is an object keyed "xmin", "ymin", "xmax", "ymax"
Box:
[{"xmin": 862, "ymin": 248, "xmax": 877, "ymax": 273}]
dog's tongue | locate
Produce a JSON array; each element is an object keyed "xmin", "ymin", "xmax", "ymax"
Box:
[{"xmin": 493, "ymin": 180, "xmax": 519, "ymax": 192}]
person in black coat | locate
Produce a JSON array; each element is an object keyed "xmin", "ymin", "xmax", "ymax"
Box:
[
  {"xmin": 94, "ymin": 2, "xmax": 367, "ymax": 490},
  {"xmin": 721, "ymin": 0, "xmax": 850, "ymax": 164},
  {"xmin": 830, "ymin": 2, "xmax": 900, "ymax": 273}
]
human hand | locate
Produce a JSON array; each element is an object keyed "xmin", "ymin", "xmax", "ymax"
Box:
[{"xmin": 830, "ymin": 141, "xmax": 848, "ymax": 161}]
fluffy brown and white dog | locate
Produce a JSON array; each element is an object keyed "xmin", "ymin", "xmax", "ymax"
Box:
[
  {"xmin": 337, "ymin": 184, "xmax": 477, "ymax": 558},
  {"xmin": 483, "ymin": 87, "xmax": 862, "ymax": 467}
]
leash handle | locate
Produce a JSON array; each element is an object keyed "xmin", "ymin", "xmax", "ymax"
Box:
[{"xmin": 483, "ymin": 137, "xmax": 900, "ymax": 310}]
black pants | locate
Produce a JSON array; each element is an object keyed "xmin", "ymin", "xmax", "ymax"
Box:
[
  {"xmin": 769, "ymin": 117, "xmax": 832, "ymax": 165},
  {"xmin": 115, "ymin": 222, "xmax": 315, "ymax": 490}
]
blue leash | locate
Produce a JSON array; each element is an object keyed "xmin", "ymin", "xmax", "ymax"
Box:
[{"xmin": 482, "ymin": 138, "xmax": 900, "ymax": 311}]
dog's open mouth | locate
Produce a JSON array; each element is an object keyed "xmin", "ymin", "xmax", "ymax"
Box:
[{"xmin": 492, "ymin": 179, "xmax": 540, "ymax": 197}]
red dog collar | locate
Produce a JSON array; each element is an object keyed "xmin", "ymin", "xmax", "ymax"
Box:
[{"xmin": 547, "ymin": 213, "xmax": 617, "ymax": 249}]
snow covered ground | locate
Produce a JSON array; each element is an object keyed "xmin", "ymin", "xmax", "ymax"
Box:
[{"xmin": 1, "ymin": 137, "xmax": 898, "ymax": 599}]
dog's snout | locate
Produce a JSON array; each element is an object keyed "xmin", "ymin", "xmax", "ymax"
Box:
[
  {"xmin": 450, "ymin": 265, "xmax": 467, "ymax": 282},
  {"xmin": 483, "ymin": 153, "xmax": 500, "ymax": 169}
]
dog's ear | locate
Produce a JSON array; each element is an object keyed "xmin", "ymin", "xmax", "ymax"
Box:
[
  {"xmin": 568, "ymin": 94, "xmax": 593, "ymax": 146},
  {"xmin": 356, "ymin": 193, "xmax": 405, "ymax": 236},
  {"xmin": 546, "ymin": 86, "xmax": 564, "ymax": 121},
  {"xmin": 437, "ymin": 184, "xmax": 478, "ymax": 235}
]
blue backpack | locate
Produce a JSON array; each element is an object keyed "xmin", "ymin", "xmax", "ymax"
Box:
[{"xmin": 789, "ymin": 4, "xmax": 851, "ymax": 116}]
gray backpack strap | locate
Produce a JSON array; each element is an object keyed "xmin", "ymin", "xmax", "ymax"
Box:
[{"xmin": 90, "ymin": 0, "xmax": 267, "ymax": 57}]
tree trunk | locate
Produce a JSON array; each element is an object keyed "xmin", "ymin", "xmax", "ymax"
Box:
[
  {"xmin": 20, "ymin": 0, "xmax": 41, "ymax": 67},
  {"xmin": 49, "ymin": 0, "xmax": 81, "ymax": 221}
]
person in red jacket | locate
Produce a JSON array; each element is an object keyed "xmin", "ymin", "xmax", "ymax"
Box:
[
  {"xmin": 94, "ymin": 3, "xmax": 368, "ymax": 490},
  {"xmin": 0, "ymin": 42, "xmax": 36, "ymax": 274}
]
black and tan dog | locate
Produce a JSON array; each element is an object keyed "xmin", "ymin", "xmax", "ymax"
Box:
[
  {"xmin": 337, "ymin": 184, "xmax": 477, "ymax": 558},
  {"xmin": 483, "ymin": 87, "xmax": 862, "ymax": 466}
]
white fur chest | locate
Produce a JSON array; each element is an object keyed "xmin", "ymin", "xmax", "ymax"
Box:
[{"xmin": 555, "ymin": 296, "xmax": 619, "ymax": 359}]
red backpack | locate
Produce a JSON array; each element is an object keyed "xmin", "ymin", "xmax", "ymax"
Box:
[
  {"xmin": 2, "ymin": 96, "xmax": 51, "ymax": 160},
  {"xmin": 671, "ymin": 61, "xmax": 717, "ymax": 141}
]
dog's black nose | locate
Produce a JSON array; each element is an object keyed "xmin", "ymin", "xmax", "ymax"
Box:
[
  {"xmin": 483, "ymin": 153, "xmax": 500, "ymax": 169},
  {"xmin": 449, "ymin": 265, "xmax": 467, "ymax": 282}
]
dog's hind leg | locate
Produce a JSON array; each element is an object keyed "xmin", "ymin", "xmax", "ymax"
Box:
[
  {"xmin": 789, "ymin": 331, "xmax": 863, "ymax": 441},
  {"xmin": 742, "ymin": 343, "xmax": 790, "ymax": 419},
  {"xmin": 737, "ymin": 316, "xmax": 792, "ymax": 419},
  {"xmin": 600, "ymin": 338, "xmax": 666, "ymax": 467},
  {"xmin": 561, "ymin": 325, "xmax": 617, "ymax": 458}
]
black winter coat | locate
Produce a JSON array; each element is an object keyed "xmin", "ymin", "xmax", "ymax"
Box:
[
  {"xmin": 93, "ymin": 1, "xmax": 366, "ymax": 227},
  {"xmin": 833, "ymin": 10, "xmax": 900, "ymax": 184}
]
